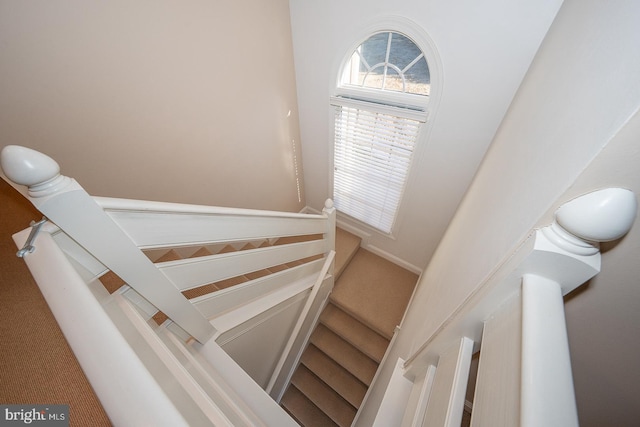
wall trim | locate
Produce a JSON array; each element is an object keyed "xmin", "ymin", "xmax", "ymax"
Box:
[{"xmin": 304, "ymin": 205, "xmax": 423, "ymax": 274}]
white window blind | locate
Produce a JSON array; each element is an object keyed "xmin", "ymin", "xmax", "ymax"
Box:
[{"xmin": 333, "ymin": 103, "xmax": 421, "ymax": 233}]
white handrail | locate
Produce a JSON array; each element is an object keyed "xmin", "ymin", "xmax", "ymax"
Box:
[
  {"xmin": 94, "ymin": 196, "xmax": 327, "ymax": 219},
  {"xmin": 1, "ymin": 146, "xmax": 217, "ymax": 342},
  {"xmin": 2, "ymin": 145, "xmax": 338, "ymax": 426},
  {"xmin": 393, "ymin": 188, "xmax": 636, "ymax": 427},
  {"xmin": 12, "ymin": 228, "xmax": 196, "ymax": 426},
  {"xmin": 1, "ymin": 145, "xmax": 337, "ymax": 345},
  {"xmin": 266, "ymin": 250, "xmax": 335, "ymax": 395}
]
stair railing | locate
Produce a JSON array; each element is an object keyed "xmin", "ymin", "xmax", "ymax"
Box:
[
  {"xmin": 2, "ymin": 145, "xmax": 338, "ymax": 426},
  {"xmin": 1, "ymin": 145, "xmax": 336, "ymax": 344},
  {"xmin": 369, "ymin": 188, "xmax": 637, "ymax": 427}
]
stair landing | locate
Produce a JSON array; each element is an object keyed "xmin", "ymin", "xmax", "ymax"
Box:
[{"xmin": 330, "ymin": 248, "xmax": 418, "ymax": 339}]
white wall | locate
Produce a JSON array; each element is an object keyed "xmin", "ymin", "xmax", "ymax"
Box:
[
  {"xmin": 356, "ymin": 0, "xmax": 640, "ymax": 425},
  {"xmin": 0, "ymin": 0, "xmax": 303, "ymax": 212},
  {"xmin": 289, "ymin": 0, "xmax": 562, "ymax": 270}
]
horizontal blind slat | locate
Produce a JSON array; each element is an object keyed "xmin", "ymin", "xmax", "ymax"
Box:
[{"xmin": 333, "ymin": 104, "xmax": 422, "ymax": 233}]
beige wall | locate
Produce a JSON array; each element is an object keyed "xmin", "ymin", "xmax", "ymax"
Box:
[
  {"xmin": 289, "ymin": 0, "xmax": 563, "ymax": 271},
  {"xmin": 0, "ymin": 0, "xmax": 304, "ymax": 211}
]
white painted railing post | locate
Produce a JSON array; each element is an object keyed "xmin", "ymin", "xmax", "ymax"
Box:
[
  {"xmin": 519, "ymin": 188, "xmax": 637, "ymax": 427},
  {"xmin": 521, "ymin": 274, "xmax": 578, "ymax": 427},
  {"xmin": 1, "ymin": 145, "xmax": 216, "ymax": 343},
  {"xmin": 397, "ymin": 188, "xmax": 636, "ymax": 427},
  {"xmin": 323, "ymin": 198, "xmax": 336, "ymax": 259}
]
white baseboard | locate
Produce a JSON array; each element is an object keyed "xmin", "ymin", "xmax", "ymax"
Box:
[
  {"xmin": 363, "ymin": 243, "xmax": 423, "ymax": 275},
  {"xmin": 303, "ymin": 205, "xmax": 424, "ymax": 275},
  {"xmin": 299, "ymin": 205, "xmax": 318, "ymax": 214}
]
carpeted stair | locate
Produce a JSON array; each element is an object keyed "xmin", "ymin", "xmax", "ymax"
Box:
[{"xmin": 281, "ymin": 228, "xmax": 419, "ymax": 426}]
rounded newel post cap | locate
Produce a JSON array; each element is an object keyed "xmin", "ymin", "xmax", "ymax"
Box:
[
  {"xmin": 324, "ymin": 199, "xmax": 334, "ymax": 210},
  {"xmin": 1, "ymin": 145, "xmax": 61, "ymax": 187},
  {"xmin": 1, "ymin": 145, "xmax": 73, "ymax": 198},
  {"xmin": 555, "ymin": 188, "xmax": 637, "ymax": 242}
]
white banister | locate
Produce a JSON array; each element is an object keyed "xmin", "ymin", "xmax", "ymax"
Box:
[
  {"xmin": 398, "ymin": 188, "xmax": 636, "ymax": 427},
  {"xmin": 322, "ymin": 198, "xmax": 337, "ymax": 253},
  {"xmin": 266, "ymin": 250, "xmax": 335, "ymax": 396},
  {"xmin": 519, "ymin": 188, "xmax": 637, "ymax": 427},
  {"xmin": 1, "ymin": 145, "xmax": 215, "ymax": 342},
  {"xmin": 521, "ymin": 274, "xmax": 578, "ymax": 427},
  {"xmin": 12, "ymin": 228, "xmax": 197, "ymax": 426},
  {"xmin": 2, "ymin": 145, "xmax": 339, "ymax": 425}
]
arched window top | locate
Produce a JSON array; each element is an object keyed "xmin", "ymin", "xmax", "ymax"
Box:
[
  {"xmin": 331, "ymin": 24, "xmax": 437, "ymax": 234},
  {"xmin": 340, "ymin": 31, "xmax": 431, "ymax": 97}
]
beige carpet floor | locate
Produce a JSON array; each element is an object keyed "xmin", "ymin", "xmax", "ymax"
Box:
[
  {"xmin": 331, "ymin": 248, "xmax": 418, "ymax": 339},
  {"xmin": 0, "ymin": 179, "xmax": 111, "ymax": 426}
]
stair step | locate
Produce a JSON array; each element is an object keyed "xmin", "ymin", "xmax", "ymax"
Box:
[
  {"xmin": 182, "ymin": 283, "xmax": 220, "ymax": 299},
  {"xmin": 155, "ymin": 249, "xmax": 182, "ymax": 263},
  {"xmin": 217, "ymin": 244, "xmax": 238, "ymax": 254},
  {"xmin": 334, "ymin": 228, "xmax": 360, "ymax": 280},
  {"xmin": 301, "ymin": 344, "xmax": 367, "ymax": 408},
  {"xmin": 320, "ymin": 303, "xmax": 389, "ymax": 363},
  {"xmin": 275, "ymin": 234, "xmax": 323, "ymax": 245},
  {"xmin": 189, "ymin": 246, "xmax": 214, "ymax": 258},
  {"xmin": 244, "ymin": 269, "xmax": 273, "ymax": 280},
  {"xmin": 310, "ymin": 324, "xmax": 377, "ymax": 386},
  {"xmin": 291, "ymin": 365, "xmax": 356, "ymax": 427},
  {"xmin": 211, "ymin": 274, "xmax": 250, "ymax": 291},
  {"xmin": 330, "ymin": 248, "xmax": 418, "ymax": 340},
  {"xmin": 99, "ymin": 271, "xmax": 126, "ymax": 294},
  {"xmin": 281, "ymin": 385, "xmax": 338, "ymax": 427}
]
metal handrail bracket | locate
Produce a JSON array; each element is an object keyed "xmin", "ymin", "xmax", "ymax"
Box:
[{"xmin": 17, "ymin": 217, "xmax": 48, "ymax": 258}]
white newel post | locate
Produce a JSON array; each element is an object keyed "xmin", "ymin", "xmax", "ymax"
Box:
[
  {"xmin": 394, "ymin": 189, "xmax": 636, "ymax": 427},
  {"xmin": 1, "ymin": 145, "xmax": 216, "ymax": 343},
  {"xmin": 323, "ymin": 198, "xmax": 337, "ymax": 259},
  {"xmin": 520, "ymin": 188, "xmax": 637, "ymax": 427},
  {"xmin": 521, "ymin": 274, "xmax": 578, "ymax": 427}
]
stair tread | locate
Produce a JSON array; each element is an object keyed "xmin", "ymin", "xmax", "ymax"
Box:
[
  {"xmin": 190, "ymin": 247, "xmax": 213, "ymax": 258},
  {"xmin": 281, "ymin": 386, "xmax": 338, "ymax": 427},
  {"xmin": 334, "ymin": 228, "xmax": 360, "ymax": 280},
  {"xmin": 330, "ymin": 248, "xmax": 418, "ymax": 339},
  {"xmin": 99, "ymin": 271, "xmax": 126, "ymax": 294},
  {"xmin": 320, "ymin": 303, "xmax": 389, "ymax": 363},
  {"xmin": 212, "ymin": 275, "xmax": 250, "ymax": 290},
  {"xmin": 301, "ymin": 344, "xmax": 367, "ymax": 408},
  {"xmin": 217, "ymin": 244, "xmax": 239, "ymax": 254},
  {"xmin": 275, "ymin": 234, "xmax": 323, "ymax": 245},
  {"xmin": 244, "ymin": 269, "xmax": 272, "ymax": 280},
  {"xmin": 311, "ymin": 324, "xmax": 377, "ymax": 386},
  {"xmin": 155, "ymin": 249, "xmax": 182, "ymax": 263},
  {"xmin": 292, "ymin": 365, "xmax": 356, "ymax": 427},
  {"xmin": 182, "ymin": 283, "xmax": 219, "ymax": 299}
]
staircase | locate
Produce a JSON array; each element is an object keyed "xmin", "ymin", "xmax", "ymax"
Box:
[
  {"xmin": 97, "ymin": 224, "xmax": 418, "ymax": 427},
  {"xmin": 281, "ymin": 228, "xmax": 419, "ymax": 426},
  {"xmin": 101, "ymin": 224, "xmax": 415, "ymax": 427},
  {"xmin": 3, "ymin": 144, "xmax": 423, "ymax": 426}
]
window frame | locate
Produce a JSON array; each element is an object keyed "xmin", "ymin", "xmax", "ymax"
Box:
[{"xmin": 329, "ymin": 20, "xmax": 438, "ymax": 237}]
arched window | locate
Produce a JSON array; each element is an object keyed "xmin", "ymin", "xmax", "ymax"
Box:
[{"xmin": 331, "ymin": 31, "xmax": 430, "ymax": 234}]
